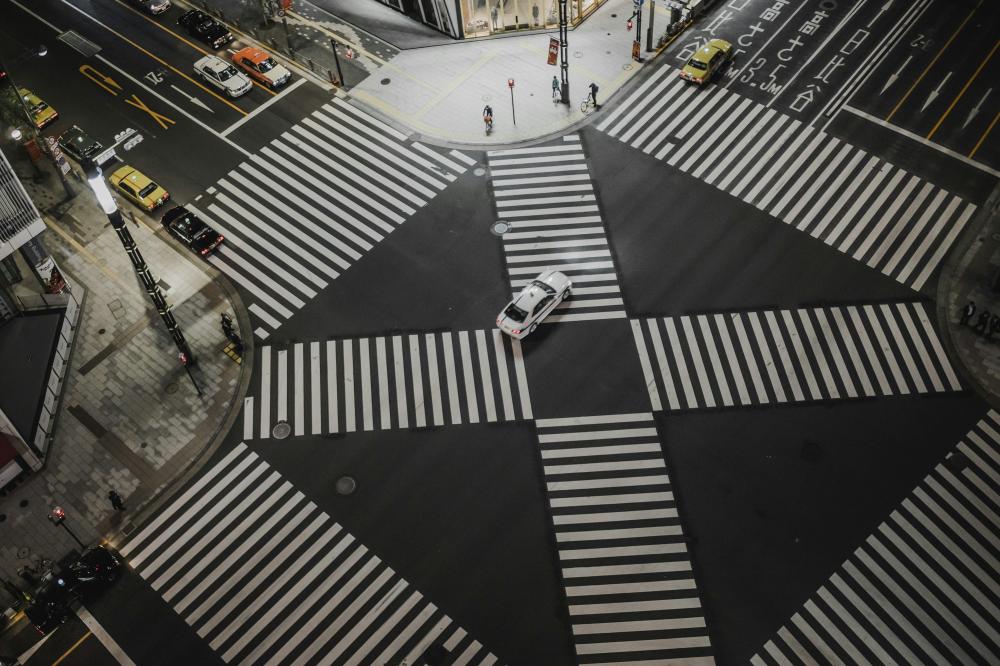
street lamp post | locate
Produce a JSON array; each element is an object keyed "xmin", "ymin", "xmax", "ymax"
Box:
[
  {"xmin": 47, "ymin": 506, "xmax": 85, "ymax": 550},
  {"xmin": 558, "ymin": 0, "xmax": 569, "ymax": 104},
  {"xmin": 83, "ymin": 160, "xmax": 201, "ymax": 395}
]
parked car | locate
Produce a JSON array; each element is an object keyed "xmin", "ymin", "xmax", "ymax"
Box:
[
  {"xmin": 231, "ymin": 47, "xmax": 291, "ymax": 88},
  {"xmin": 496, "ymin": 270, "xmax": 572, "ymax": 339},
  {"xmin": 679, "ymin": 38, "xmax": 733, "ymax": 85},
  {"xmin": 17, "ymin": 88, "xmax": 58, "ymax": 129},
  {"xmin": 162, "ymin": 206, "xmax": 224, "ymax": 256},
  {"xmin": 63, "ymin": 545, "xmax": 121, "ymax": 598},
  {"xmin": 126, "ymin": 0, "xmax": 171, "ymax": 14},
  {"xmin": 23, "ymin": 573, "xmax": 74, "ymax": 635},
  {"xmin": 57, "ymin": 125, "xmax": 104, "ymax": 163},
  {"xmin": 194, "ymin": 55, "xmax": 252, "ymax": 97},
  {"xmin": 109, "ymin": 165, "xmax": 169, "ymax": 211},
  {"xmin": 177, "ymin": 9, "xmax": 233, "ymax": 49}
]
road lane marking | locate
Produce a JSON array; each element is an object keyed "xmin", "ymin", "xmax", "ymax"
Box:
[
  {"xmin": 79, "ymin": 64, "xmax": 123, "ymax": 95},
  {"xmin": 124, "ymin": 94, "xmax": 176, "ymax": 129},
  {"xmin": 51, "ymin": 631, "xmax": 92, "ymax": 666},
  {"xmin": 10, "ymin": 0, "xmax": 250, "ymax": 156},
  {"xmin": 76, "ymin": 607, "xmax": 136, "ymax": 665},
  {"xmin": 221, "ymin": 77, "xmax": 306, "ymax": 136},
  {"xmin": 969, "ymin": 109, "xmax": 999, "ymax": 159},
  {"xmin": 886, "ymin": 0, "xmax": 983, "ymax": 122}
]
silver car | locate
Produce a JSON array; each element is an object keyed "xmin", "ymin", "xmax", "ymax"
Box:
[
  {"xmin": 194, "ymin": 55, "xmax": 252, "ymax": 98},
  {"xmin": 496, "ymin": 270, "xmax": 572, "ymax": 339},
  {"xmin": 129, "ymin": 0, "xmax": 171, "ymax": 15}
]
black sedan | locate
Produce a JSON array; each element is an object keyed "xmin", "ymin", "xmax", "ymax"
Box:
[
  {"xmin": 177, "ymin": 9, "xmax": 233, "ymax": 49},
  {"xmin": 162, "ymin": 206, "xmax": 224, "ymax": 256},
  {"xmin": 23, "ymin": 574, "xmax": 74, "ymax": 635},
  {"xmin": 57, "ymin": 125, "xmax": 104, "ymax": 163}
]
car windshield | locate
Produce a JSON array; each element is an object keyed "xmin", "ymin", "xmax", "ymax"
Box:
[
  {"xmin": 257, "ymin": 57, "xmax": 277, "ymax": 72},
  {"xmin": 503, "ymin": 303, "xmax": 528, "ymax": 322},
  {"xmin": 138, "ymin": 182, "xmax": 159, "ymax": 198},
  {"xmin": 29, "ymin": 101, "xmax": 48, "ymax": 113},
  {"xmin": 686, "ymin": 58, "xmax": 708, "ymax": 71},
  {"xmin": 218, "ymin": 66, "xmax": 238, "ymax": 81},
  {"xmin": 529, "ymin": 280, "xmax": 556, "ymax": 294}
]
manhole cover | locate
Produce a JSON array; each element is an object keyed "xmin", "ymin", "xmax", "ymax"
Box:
[
  {"xmin": 336, "ymin": 476, "xmax": 357, "ymax": 495},
  {"xmin": 19, "ymin": 499, "xmax": 28, "ymax": 508},
  {"xmin": 273, "ymin": 421, "xmax": 292, "ymax": 439},
  {"xmin": 98, "ymin": 328, "xmax": 106, "ymax": 335},
  {"xmin": 17, "ymin": 547, "xmax": 29, "ymax": 559},
  {"xmin": 623, "ymin": 63, "xmax": 634, "ymax": 70},
  {"xmin": 380, "ymin": 77, "xmax": 391, "ymax": 85},
  {"xmin": 140, "ymin": 441, "xmax": 148, "ymax": 449},
  {"xmin": 491, "ymin": 221, "xmax": 511, "ymax": 235},
  {"xmin": 473, "ymin": 167, "xmax": 486, "ymax": 176},
  {"xmin": 165, "ymin": 383, "xmax": 179, "ymax": 394}
]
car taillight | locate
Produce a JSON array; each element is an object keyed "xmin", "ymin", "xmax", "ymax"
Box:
[
  {"xmin": 512, "ymin": 329, "xmax": 521, "ymax": 335},
  {"xmin": 496, "ymin": 318, "xmax": 501, "ymax": 326},
  {"xmin": 200, "ymin": 248, "xmax": 209, "ymax": 255}
]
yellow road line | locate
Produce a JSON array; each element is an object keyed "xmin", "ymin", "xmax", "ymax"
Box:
[
  {"xmin": 51, "ymin": 631, "xmax": 92, "ymax": 666},
  {"xmin": 886, "ymin": 0, "xmax": 982, "ymax": 122},
  {"xmin": 969, "ymin": 109, "xmax": 999, "ymax": 158},
  {"xmin": 80, "ymin": 3, "xmax": 248, "ymax": 115},
  {"xmin": 927, "ymin": 38, "xmax": 999, "ymax": 140}
]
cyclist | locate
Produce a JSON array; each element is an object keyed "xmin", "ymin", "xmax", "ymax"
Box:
[{"xmin": 483, "ymin": 104, "xmax": 494, "ymax": 132}]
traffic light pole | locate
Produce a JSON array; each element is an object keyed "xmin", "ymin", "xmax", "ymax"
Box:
[{"xmin": 558, "ymin": 0, "xmax": 569, "ymax": 104}]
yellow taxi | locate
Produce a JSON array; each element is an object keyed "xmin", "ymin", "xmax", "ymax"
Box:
[
  {"xmin": 108, "ymin": 165, "xmax": 170, "ymax": 212},
  {"xmin": 18, "ymin": 88, "xmax": 59, "ymax": 129},
  {"xmin": 679, "ymin": 39, "xmax": 733, "ymax": 85}
]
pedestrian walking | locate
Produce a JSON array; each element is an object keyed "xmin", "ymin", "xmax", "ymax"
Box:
[
  {"xmin": 552, "ymin": 75, "xmax": 560, "ymax": 102},
  {"xmin": 108, "ymin": 489, "xmax": 125, "ymax": 512},
  {"xmin": 589, "ymin": 81, "xmax": 599, "ymax": 107},
  {"xmin": 974, "ymin": 310, "xmax": 990, "ymax": 333},
  {"xmin": 988, "ymin": 314, "xmax": 1000, "ymax": 341},
  {"xmin": 960, "ymin": 300, "xmax": 976, "ymax": 325},
  {"xmin": 491, "ymin": 4, "xmax": 499, "ymax": 30}
]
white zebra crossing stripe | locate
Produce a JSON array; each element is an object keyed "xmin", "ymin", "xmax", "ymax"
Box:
[
  {"xmin": 118, "ymin": 443, "xmax": 500, "ymax": 666},
  {"xmin": 632, "ymin": 303, "xmax": 961, "ymax": 411},
  {"xmin": 186, "ymin": 98, "xmax": 470, "ymax": 339},
  {"xmin": 603, "ymin": 74, "xmax": 978, "ymax": 292},
  {"xmin": 753, "ymin": 411, "xmax": 1000, "ymax": 664},
  {"xmin": 251, "ymin": 331, "xmax": 533, "ymax": 438},
  {"xmin": 489, "ymin": 135, "xmax": 626, "ymax": 323},
  {"xmin": 534, "ymin": 413, "xmax": 713, "ymax": 663}
]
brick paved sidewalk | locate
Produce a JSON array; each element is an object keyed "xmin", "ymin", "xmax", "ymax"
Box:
[
  {"xmin": 0, "ymin": 157, "xmax": 249, "ymax": 603},
  {"xmin": 939, "ymin": 182, "xmax": 1000, "ymax": 407}
]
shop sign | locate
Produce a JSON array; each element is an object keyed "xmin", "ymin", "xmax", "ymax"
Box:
[{"xmin": 547, "ymin": 38, "xmax": 559, "ymax": 65}]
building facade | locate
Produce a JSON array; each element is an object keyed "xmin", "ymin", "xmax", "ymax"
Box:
[{"xmin": 376, "ymin": 0, "xmax": 610, "ymax": 39}]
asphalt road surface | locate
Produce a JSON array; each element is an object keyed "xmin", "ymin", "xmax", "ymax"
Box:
[{"xmin": 5, "ymin": 0, "xmax": 998, "ymax": 664}]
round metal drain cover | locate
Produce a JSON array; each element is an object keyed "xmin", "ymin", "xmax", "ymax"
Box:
[
  {"xmin": 473, "ymin": 167, "xmax": 486, "ymax": 177},
  {"xmin": 17, "ymin": 547, "xmax": 29, "ymax": 559},
  {"xmin": 165, "ymin": 383, "xmax": 179, "ymax": 394},
  {"xmin": 380, "ymin": 77, "xmax": 391, "ymax": 85},
  {"xmin": 491, "ymin": 221, "xmax": 511, "ymax": 236},
  {"xmin": 336, "ymin": 476, "xmax": 357, "ymax": 496},
  {"xmin": 272, "ymin": 421, "xmax": 292, "ymax": 439}
]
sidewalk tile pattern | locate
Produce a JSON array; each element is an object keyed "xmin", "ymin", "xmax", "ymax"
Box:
[
  {"xmin": 488, "ymin": 134, "xmax": 627, "ymax": 323},
  {"xmin": 246, "ymin": 331, "xmax": 532, "ymax": 439},
  {"xmin": 187, "ymin": 98, "xmax": 475, "ymax": 340},
  {"xmin": 752, "ymin": 411, "xmax": 1000, "ymax": 665},
  {"xmin": 534, "ymin": 413, "xmax": 713, "ymax": 664},
  {"xmin": 631, "ymin": 302, "xmax": 962, "ymax": 411},
  {"xmin": 598, "ymin": 68, "xmax": 977, "ymax": 292},
  {"xmin": 118, "ymin": 443, "xmax": 500, "ymax": 666}
]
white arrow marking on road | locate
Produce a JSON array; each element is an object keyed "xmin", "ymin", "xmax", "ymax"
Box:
[
  {"xmin": 170, "ymin": 84, "xmax": 214, "ymax": 113},
  {"xmin": 881, "ymin": 55, "xmax": 911, "ymax": 94},
  {"xmin": 962, "ymin": 87, "xmax": 991, "ymax": 129},
  {"xmin": 921, "ymin": 71, "xmax": 952, "ymax": 111},
  {"xmin": 868, "ymin": 0, "xmax": 894, "ymax": 28}
]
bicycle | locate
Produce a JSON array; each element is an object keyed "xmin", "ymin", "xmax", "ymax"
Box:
[{"xmin": 580, "ymin": 95, "xmax": 596, "ymax": 114}]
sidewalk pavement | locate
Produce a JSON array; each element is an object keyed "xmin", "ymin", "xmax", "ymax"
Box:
[
  {"xmin": 939, "ymin": 182, "xmax": 1000, "ymax": 409},
  {"xmin": 0, "ymin": 154, "xmax": 249, "ymax": 602}
]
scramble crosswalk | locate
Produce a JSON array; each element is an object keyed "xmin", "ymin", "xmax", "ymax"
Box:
[
  {"xmin": 631, "ymin": 301, "xmax": 961, "ymax": 411},
  {"xmin": 752, "ymin": 411, "xmax": 1000, "ymax": 665},
  {"xmin": 118, "ymin": 443, "xmax": 500, "ymax": 666},
  {"xmin": 534, "ymin": 413, "xmax": 713, "ymax": 664},
  {"xmin": 245, "ymin": 330, "xmax": 532, "ymax": 440},
  {"xmin": 598, "ymin": 68, "xmax": 978, "ymax": 293},
  {"xmin": 487, "ymin": 134, "xmax": 627, "ymax": 322},
  {"xmin": 187, "ymin": 98, "xmax": 475, "ymax": 340}
]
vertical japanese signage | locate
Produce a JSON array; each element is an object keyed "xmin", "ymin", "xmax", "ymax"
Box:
[{"xmin": 548, "ymin": 37, "xmax": 559, "ymax": 65}]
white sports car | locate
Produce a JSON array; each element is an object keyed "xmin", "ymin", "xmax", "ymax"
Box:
[{"xmin": 496, "ymin": 270, "xmax": 572, "ymax": 339}]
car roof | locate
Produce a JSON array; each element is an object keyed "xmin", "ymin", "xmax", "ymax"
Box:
[
  {"xmin": 197, "ymin": 55, "xmax": 228, "ymax": 71},
  {"xmin": 112, "ymin": 166, "xmax": 152, "ymax": 187},
  {"xmin": 163, "ymin": 206, "xmax": 190, "ymax": 223},
  {"xmin": 235, "ymin": 47, "xmax": 269, "ymax": 62},
  {"xmin": 512, "ymin": 282, "xmax": 552, "ymax": 309}
]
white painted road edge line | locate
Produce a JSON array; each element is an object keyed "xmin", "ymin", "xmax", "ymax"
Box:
[
  {"xmin": 222, "ymin": 78, "xmax": 308, "ymax": 137},
  {"xmin": 77, "ymin": 606, "xmax": 137, "ymax": 666},
  {"xmin": 18, "ymin": 630, "xmax": 55, "ymax": 665}
]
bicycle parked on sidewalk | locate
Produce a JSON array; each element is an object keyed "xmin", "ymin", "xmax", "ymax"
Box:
[{"xmin": 580, "ymin": 95, "xmax": 596, "ymax": 114}]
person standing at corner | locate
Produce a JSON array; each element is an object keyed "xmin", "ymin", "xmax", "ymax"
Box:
[
  {"xmin": 108, "ymin": 489, "xmax": 125, "ymax": 511},
  {"xmin": 959, "ymin": 300, "xmax": 976, "ymax": 325},
  {"xmin": 589, "ymin": 82, "xmax": 599, "ymax": 108}
]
